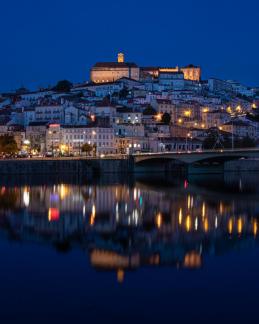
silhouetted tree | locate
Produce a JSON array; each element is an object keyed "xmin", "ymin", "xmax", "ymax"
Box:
[
  {"xmin": 53, "ymin": 80, "xmax": 72, "ymax": 92},
  {"xmin": 119, "ymin": 87, "xmax": 129, "ymax": 99},
  {"xmin": 143, "ymin": 105, "xmax": 156, "ymax": 115},
  {"xmin": 161, "ymin": 112, "xmax": 171, "ymax": 124},
  {"xmin": 0, "ymin": 135, "xmax": 18, "ymax": 154},
  {"xmin": 81, "ymin": 143, "xmax": 93, "ymax": 156}
]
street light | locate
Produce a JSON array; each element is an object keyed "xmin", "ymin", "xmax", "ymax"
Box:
[{"xmin": 186, "ymin": 133, "xmax": 191, "ymax": 151}]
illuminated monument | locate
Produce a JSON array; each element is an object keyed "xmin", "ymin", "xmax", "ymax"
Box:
[
  {"xmin": 90, "ymin": 53, "xmax": 140, "ymax": 83},
  {"xmin": 141, "ymin": 65, "xmax": 201, "ymax": 81},
  {"xmin": 90, "ymin": 53, "xmax": 201, "ymax": 83}
]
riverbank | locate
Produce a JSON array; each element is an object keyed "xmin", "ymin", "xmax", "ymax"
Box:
[
  {"xmin": 0, "ymin": 157, "xmax": 258, "ymax": 175},
  {"xmin": 0, "ymin": 157, "xmax": 133, "ymax": 175}
]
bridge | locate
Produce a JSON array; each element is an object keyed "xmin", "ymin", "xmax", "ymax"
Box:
[{"xmin": 132, "ymin": 148, "xmax": 259, "ymax": 165}]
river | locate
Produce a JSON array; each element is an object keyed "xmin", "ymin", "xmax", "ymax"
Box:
[{"xmin": 0, "ymin": 172, "xmax": 258, "ymax": 323}]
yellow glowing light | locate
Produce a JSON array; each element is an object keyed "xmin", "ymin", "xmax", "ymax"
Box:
[
  {"xmin": 178, "ymin": 118, "xmax": 183, "ymax": 124},
  {"xmin": 219, "ymin": 202, "xmax": 224, "ymax": 215},
  {"xmin": 202, "ymin": 202, "xmax": 206, "ymax": 218},
  {"xmin": 90, "ymin": 204, "xmax": 96, "ymax": 226},
  {"xmin": 226, "ymin": 106, "xmax": 232, "ymax": 114},
  {"xmin": 236, "ymin": 105, "xmax": 242, "ymax": 113},
  {"xmin": 252, "ymin": 103, "xmax": 257, "ymax": 109},
  {"xmin": 117, "ymin": 269, "xmax": 124, "ymax": 283},
  {"xmin": 201, "ymin": 123, "xmax": 205, "ymax": 128},
  {"xmin": 178, "ymin": 208, "xmax": 183, "ymax": 225},
  {"xmin": 184, "ymin": 110, "xmax": 191, "ymax": 117},
  {"xmin": 156, "ymin": 212, "xmax": 162, "ymax": 229},
  {"xmin": 59, "ymin": 184, "xmax": 69, "ymax": 200},
  {"xmin": 186, "ymin": 215, "xmax": 191, "ymax": 232},
  {"xmin": 155, "ymin": 113, "xmax": 162, "ymax": 122},
  {"xmin": 118, "ymin": 53, "xmax": 124, "ymax": 63},
  {"xmin": 204, "ymin": 218, "xmax": 209, "ymax": 233},
  {"xmin": 183, "ymin": 252, "xmax": 201, "ymax": 268},
  {"xmin": 237, "ymin": 217, "xmax": 243, "ymax": 234},
  {"xmin": 60, "ymin": 144, "xmax": 68, "ymax": 153},
  {"xmin": 253, "ymin": 220, "xmax": 258, "ymax": 236},
  {"xmin": 187, "ymin": 195, "xmax": 191, "ymax": 209},
  {"xmin": 203, "ymin": 107, "xmax": 209, "ymax": 113},
  {"xmin": 228, "ymin": 218, "xmax": 233, "ymax": 234}
]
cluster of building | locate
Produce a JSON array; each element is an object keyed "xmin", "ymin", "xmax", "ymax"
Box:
[{"xmin": 1, "ymin": 53, "xmax": 259, "ymax": 156}]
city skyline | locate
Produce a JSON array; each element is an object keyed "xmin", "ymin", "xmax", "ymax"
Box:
[{"xmin": 1, "ymin": 0, "xmax": 259, "ymax": 91}]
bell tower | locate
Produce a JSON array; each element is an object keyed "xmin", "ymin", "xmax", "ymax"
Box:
[{"xmin": 117, "ymin": 53, "xmax": 124, "ymax": 63}]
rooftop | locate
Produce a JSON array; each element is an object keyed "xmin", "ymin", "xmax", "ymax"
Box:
[{"xmin": 93, "ymin": 62, "xmax": 138, "ymax": 68}]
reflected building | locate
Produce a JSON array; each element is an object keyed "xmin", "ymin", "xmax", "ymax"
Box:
[{"xmin": 0, "ymin": 174, "xmax": 258, "ymax": 282}]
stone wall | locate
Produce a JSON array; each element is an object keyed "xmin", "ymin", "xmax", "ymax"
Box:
[{"xmin": 0, "ymin": 158, "xmax": 133, "ymax": 175}]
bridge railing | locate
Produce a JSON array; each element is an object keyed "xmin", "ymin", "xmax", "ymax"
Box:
[{"xmin": 132, "ymin": 147, "xmax": 259, "ymax": 156}]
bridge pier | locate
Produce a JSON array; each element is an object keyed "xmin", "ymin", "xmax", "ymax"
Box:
[{"xmin": 187, "ymin": 163, "xmax": 224, "ymax": 175}]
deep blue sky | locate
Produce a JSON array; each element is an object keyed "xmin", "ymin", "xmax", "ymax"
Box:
[{"xmin": 1, "ymin": 0, "xmax": 259, "ymax": 91}]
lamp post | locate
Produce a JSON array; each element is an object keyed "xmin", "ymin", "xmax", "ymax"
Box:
[
  {"xmin": 186, "ymin": 133, "xmax": 191, "ymax": 151},
  {"xmin": 234, "ymin": 121, "xmax": 236, "ymax": 151}
]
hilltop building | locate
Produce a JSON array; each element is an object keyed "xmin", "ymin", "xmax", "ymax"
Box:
[
  {"xmin": 90, "ymin": 53, "xmax": 201, "ymax": 84},
  {"xmin": 90, "ymin": 53, "xmax": 140, "ymax": 83},
  {"xmin": 141, "ymin": 65, "xmax": 201, "ymax": 81}
]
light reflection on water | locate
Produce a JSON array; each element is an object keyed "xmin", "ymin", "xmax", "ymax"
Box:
[
  {"xmin": 0, "ymin": 172, "xmax": 259, "ymax": 282},
  {"xmin": 1, "ymin": 173, "xmax": 259, "ymax": 322}
]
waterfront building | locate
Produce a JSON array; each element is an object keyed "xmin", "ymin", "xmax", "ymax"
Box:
[
  {"xmin": 46, "ymin": 124, "xmax": 115, "ymax": 155},
  {"xmin": 221, "ymin": 119, "xmax": 256, "ymax": 139},
  {"xmin": 26, "ymin": 121, "xmax": 48, "ymax": 152}
]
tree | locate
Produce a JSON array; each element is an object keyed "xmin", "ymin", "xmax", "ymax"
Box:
[
  {"xmin": 143, "ymin": 105, "xmax": 157, "ymax": 115},
  {"xmin": 0, "ymin": 135, "xmax": 18, "ymax": 154},
  {"xmin": 53, "ymin": 80, "xmax": 72, "ymax": 92},
  {"xmin": 161, "ymin": 112, "xmax": 171, "ymax": 125},
  {"xmin": 81, "ymin": 143, "xmax": 93, "ymax": 156},
  {"xmin": 202, "ymin": 128, "xmax": 231, "ymax": 150},
  {"xmin": 119, "ymin": 87, "xmax": 129, "ymax": 99}
]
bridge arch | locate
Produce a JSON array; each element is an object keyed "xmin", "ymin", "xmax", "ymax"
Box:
[{"xmin": 133, "ymin": 150, "xmax": 256, "ymax": 165}]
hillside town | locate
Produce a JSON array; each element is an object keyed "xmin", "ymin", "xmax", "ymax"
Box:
[{"xmin": 1, "ymin": 53, "xmax": 259, "ymax": 157}]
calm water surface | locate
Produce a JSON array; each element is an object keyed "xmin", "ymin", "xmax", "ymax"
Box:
[{"xmin": 0, "ymin": 173, "xmax": 259, "ymax": 323}]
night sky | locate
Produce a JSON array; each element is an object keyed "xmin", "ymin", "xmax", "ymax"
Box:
[{"xmin": 1, "ymin": 0, "xmax": 259, "ymax": 91}]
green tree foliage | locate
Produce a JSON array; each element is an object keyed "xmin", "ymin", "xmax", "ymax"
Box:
[
  {"xmin": 0, "ymin": 135, "xmax": 18, "ymax": 154},
  {"xmin": 81, "ymin": 143, "xmax": 93, "ymax": 155},
  {"xmin": 143, "ymin": 105, "xmax": 157, "ymax": 115},
  {"xmin": 161, "ymin": 112, "xmax": 171, "ymax": 124},
  {"xmin": 53, "ymin": 80, "xmax": 72, "ymax": 92}
]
